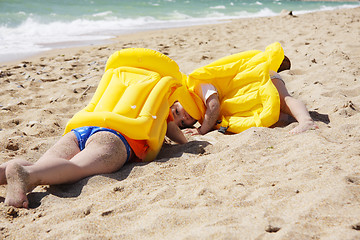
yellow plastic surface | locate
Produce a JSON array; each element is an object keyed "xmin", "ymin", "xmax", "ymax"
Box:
[
  {"xmin": 181, "ymin": 42, "xmax": 284, "ymax": 133},
  {"xmin": 64, "ymin": 48, "xmax": 183, "ymax": 161}
]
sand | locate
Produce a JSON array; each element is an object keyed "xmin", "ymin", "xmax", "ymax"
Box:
[{"xmin": 0, "ymin": 7, "xmax": 360, "ymax": 240}]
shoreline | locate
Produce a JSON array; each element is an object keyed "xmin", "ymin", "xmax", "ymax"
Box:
[{"xmin": 1, "ymin": 4, "xmax": 359, "ymax": 67}]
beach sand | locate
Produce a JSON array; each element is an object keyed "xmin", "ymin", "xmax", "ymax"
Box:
[{"xmin": 0, "ymin": 7, "xmax": 360, "ymax": 239}]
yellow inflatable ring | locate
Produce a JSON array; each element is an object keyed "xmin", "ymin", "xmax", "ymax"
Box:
[
  {"xmin": 64, "ymin": 48, "xmax": 183, "ymax": 161},
  {"xmin": 180, "ymin": 42, "xmax": 285, "ymax": 133}
]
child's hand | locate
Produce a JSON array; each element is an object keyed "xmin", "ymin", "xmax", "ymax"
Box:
[{"xmin": 183, "ymin": 128, "xmax": 201, "ymax": 136}]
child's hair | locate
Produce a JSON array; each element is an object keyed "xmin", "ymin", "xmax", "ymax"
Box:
[{"xmin": 179, "ymin": 119, "xmax": 198, "ymax": 130}]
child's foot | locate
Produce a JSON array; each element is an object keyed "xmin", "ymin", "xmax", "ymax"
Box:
[
  {"xmin": 4, "ymin": 162, "xmax": 30, "ymax": 208},
  {"xmin": 0, "ymin": 158, "xmax": 33, "ymax": 185},
  {"xmin": 289, "ymin": 120, "xmax": 318, "ymax": 134}
]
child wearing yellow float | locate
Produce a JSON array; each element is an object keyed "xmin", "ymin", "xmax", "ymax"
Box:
[
  {"xmin": 0, "ymin": 113, "xmax": 187, "ymax": 208},
  {"xmin": 181, "ymin": 70, "xmax": 318, "ymax": 135},
  {"xmin": 176, "ymin": 43, "xmax": 318, "ymax": 135},
  {"xmin": 1, "ymin": 48, "xmax": 189, "ymax": 208}
]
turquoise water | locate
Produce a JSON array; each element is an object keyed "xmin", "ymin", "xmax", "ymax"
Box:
[{"xmin": 0, "ymin": 0, "xmax": 359, "ymax": 62}]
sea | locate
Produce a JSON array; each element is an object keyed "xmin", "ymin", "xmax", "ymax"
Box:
[{"xmin": 1, "ymin": 0, "xmax": 359, "ymax": 63}]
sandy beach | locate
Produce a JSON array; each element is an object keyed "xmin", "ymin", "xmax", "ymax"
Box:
[{"xmin": 0, "ymin": 6, "xmax": 360, "ymax": 239}]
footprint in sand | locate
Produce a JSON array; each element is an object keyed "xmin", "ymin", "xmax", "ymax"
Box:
[
  {"xmin": 352, "ymin": 223, "xmax": 360, "ymax": 231},
  {"xmin": 345, "ymin": 175, "xmax": 360, "ymax": 185},
  {"xmin": 265, "ymin": 225, "xmax": 281, "ymax": 233},
  {"xmin": 333, "ymin": 101, "xmax": 358, "ymax": 117}
]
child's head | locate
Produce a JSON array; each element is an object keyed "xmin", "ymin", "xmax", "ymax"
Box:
[{"xmin": 170, "ymin": 101, "xmax": 197, "ymax": 129}]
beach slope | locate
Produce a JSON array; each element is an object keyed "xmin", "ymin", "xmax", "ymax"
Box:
[{"xmin": 0, "ymin": 7, "xmax": 359, "ymax": 239}]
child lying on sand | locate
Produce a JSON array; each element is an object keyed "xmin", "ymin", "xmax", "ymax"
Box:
[
  {"xmin": 1, "ymin": 109, "xmax": 187, "ymax": 208},
  {"xmin": 173, "ymin": 56, "xmax": 318, "ymax": 135},
  {"xmin": 1, "ymin": 47, "xmax": 192, "ymax": 208}
]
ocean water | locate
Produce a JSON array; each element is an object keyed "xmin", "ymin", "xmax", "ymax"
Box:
[{"xmin": 0, "ymin": 0, "xmax": 359, "ymax": 63}]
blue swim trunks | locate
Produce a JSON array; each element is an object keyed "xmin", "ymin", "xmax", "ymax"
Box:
[{"xmin": 71, "ymin": 126, "xmax": 131, "ymax": 162}]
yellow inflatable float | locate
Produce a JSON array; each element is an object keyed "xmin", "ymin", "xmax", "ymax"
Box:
[
  {"xmin": 179, "ymin": 42, "xmax": 285, "ymax": 133},
  {"xmin": 64, "ymin": 48, "xmax": 184, "ymax": 162}
]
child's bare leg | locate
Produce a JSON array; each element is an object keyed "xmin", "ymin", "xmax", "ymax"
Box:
[
  {"xmin": 4, "ymin": 131, "xmax": 128, "ymax": 208},
  {"xmin": 4, "ymin": 132, "xmax": 79, "ymax": 208},
  {"xmin": 4, "ymin": 162, "xmax": 31, "ymax": 208},
  {"xmin": 0, "ymin": 158, "xmax": 33, "ymax": 185},
  {"xmin": 272, "ymin": 78, "xmax": 318, "ymax": 134}
]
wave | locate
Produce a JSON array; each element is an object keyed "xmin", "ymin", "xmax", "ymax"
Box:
[
  {"xmin": 293, "ymin": 3, "xmax": 360, "ymax": 15},
  {"xmin": 0, "ymin": 16, "xmax": 166, "ymax": 55},
  {"xmin": 210, "ymin": 5, "xmax": 227, "ymax": 10},
  {"xmin": 0, "ymin": 9, "xmax": 276, "ymax": 56},
  {"xmin": 92, "ymin": 11, "xmax": 113, "ymax": 17}
]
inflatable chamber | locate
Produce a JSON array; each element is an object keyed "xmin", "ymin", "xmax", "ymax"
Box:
[
  {"xmin": 180, "ymin": 42, "xmax": 285, "ymax": 133},
  {"xmin": 64, "ymin": 48, "xmax": 184, "ymax": 161}
]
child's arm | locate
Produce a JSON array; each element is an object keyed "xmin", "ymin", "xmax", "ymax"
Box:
[
  {"xmin": 197, "ymin": 94, "xmax": 220, "ymax": 134},
  {"xmin": 184, "ymin": 93, "xmax": 220, "ymax": 135},
  {"xmin": 166, "ymin": 121, "xmax": 188, "ymax": 144}
]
